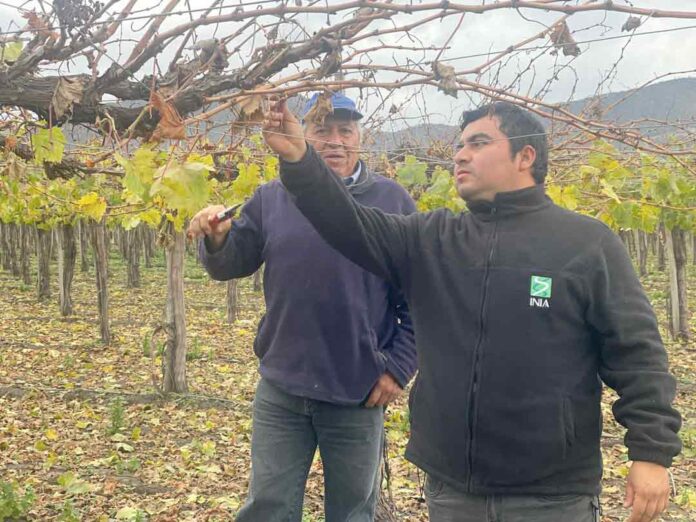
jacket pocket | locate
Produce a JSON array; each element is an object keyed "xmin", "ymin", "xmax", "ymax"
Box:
[
  {"xmin": 472, "ymin": 395, "xmax": 567, "ymax": 487},
  {"xmin": 368, "ymin": 328, "xmax": 387, "ymax": 374},
  {"xmin": 424, "ymin": 473, "xmax": 445, "ymax": 499},
  {"xmin": 252, "ymin": 314, "xmax": 268, "ymax": 359},
  {"xmin": 563, "ymin": 396, "xmax": 576, "ymax": 459}
]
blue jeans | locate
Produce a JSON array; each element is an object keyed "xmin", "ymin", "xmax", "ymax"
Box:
[
  {"xmin": 425, "ymin": 474, "xmax": 600, "ymax": 522},
  {"xmin": 235, "ymin": 378, "xmax": 384, "ymax": 522}
]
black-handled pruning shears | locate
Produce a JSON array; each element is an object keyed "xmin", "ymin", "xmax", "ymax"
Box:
[{"xmin": 209, "ymin": 202, "xmax": 243, "ymax": 227}]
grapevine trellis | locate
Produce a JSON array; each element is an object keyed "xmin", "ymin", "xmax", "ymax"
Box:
[{"xmin": 0, "ymin": 0, "xmax": 694, "ymax": 396}]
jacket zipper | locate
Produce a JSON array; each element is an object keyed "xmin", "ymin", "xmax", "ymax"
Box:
[{"xmin": 467, "ymin": 210, "xmax": 499, "ymax": 491}]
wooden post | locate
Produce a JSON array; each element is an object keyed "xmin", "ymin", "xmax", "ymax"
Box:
[
  {"xmin": 35, "ymin": 226, "xmax": 51, "ymax": 301},
  {"xmin": 636, "ymin": 230, "xmax": 647, "ymax": 277},
  {"xmin": 664, "ymin": 227, "xmax": 690, "ymax": 342},
  {"xmin": 8, "ymin": 224, "xmax": 20, "ymax": 277},
  {"xmin": 78, "ymin": 220, "xmax": 90, "ymax": 273},
  {"xmin": 92, "ymin": 220, "xmax": 111, "ymax": 344},
  {"xmin": 126, "ymin": 228, "xmax": 141, "ymax": 288},
  {"xmin": 143, "ymin": 225, "xmax": 154, "ymax": 268},
  {"xmin": 227, "ymin": 279, "xmax": 239, "ymax": 323},
  {"xmin": 57, "ymin": 224, "xmax": 76, "ymax": 316},
  {"xmin": 19, "ymin": 225, "xmax": 31, "ymax": 285},
  {"xmin": 0, "ymin": 222, "xmax": 11, "ymax": 271},
  {"xmin": 657, "ymin": 224, "xmax": 666, "ymax": 272},
  {"xmin": 163, "ymin": 223, "xmax": 188, "ymax": 393}
]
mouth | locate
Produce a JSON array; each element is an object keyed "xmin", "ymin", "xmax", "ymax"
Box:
[
  {"xmin": 455, "ymin": 170, "xmax": 471, "ymax": 180},
  {"xmin": 322, "ymin": 153, "xmax": 345, "ymax": 161}
]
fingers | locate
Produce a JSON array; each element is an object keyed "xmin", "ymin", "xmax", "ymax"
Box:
[
  {"xmin": 625, "ymin": 487, "xmax": 670, "ymax": 522},
  {"xmin": 624, "ymin": 482, "xmax": 635, "ymax": 508},
  {"xmin": 366, "ymin": 375, "xmax": 403, "ymax": 408},
  {"xmin": 626, "ymin": 493, "xmax": 647, "ymax": 522},
  {"xmin": 263, "ymin": 106, "xmax": 285, "ymax": 129},
  {"xmin": 186, "ymin": 205, "xmax": 226, "ymax": 240},
  {"xmin": 365, "ymin": 387, "xmax": 382, "ymax": 408}
]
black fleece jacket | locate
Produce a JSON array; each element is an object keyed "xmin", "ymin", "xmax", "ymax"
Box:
[{"xmin": 279, "ymin": 145, "xmax": 682, "ymax": 496}]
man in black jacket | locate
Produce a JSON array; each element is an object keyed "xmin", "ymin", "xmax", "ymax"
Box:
[{"xmin": 261, "ymin": 100, "xmax": 682, "ymax": 522}]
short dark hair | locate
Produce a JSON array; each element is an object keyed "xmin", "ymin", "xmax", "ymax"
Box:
[{"xmin": 459, "ymin": 102, "xmax": 548, "ymax": 184}]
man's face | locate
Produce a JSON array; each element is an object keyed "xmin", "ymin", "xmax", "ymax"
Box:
[
  {"xmin": 453, "ymin": 115, "xmax": 532, "ymax": 202},
  {"xmin": 305, "ymin": 117, "xmax": 360, "ymax": 178}
]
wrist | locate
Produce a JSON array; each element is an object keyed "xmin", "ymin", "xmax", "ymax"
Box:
[
  {"xmin": 281, "ymin": 142, "xmax": 307, "ymax": 163},
  {"xmin": 204, "ymin": 232, "xmax": 227, "ymax": 253}
]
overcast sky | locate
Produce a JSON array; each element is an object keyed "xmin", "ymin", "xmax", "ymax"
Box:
[{"xmin": 1, "ymin": 0, "xmax": 694, "ymax": 128}]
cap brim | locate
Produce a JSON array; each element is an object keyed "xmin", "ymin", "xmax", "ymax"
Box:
[{"xmin": 302, "ymin": 108, "xmax": 363, "ymax": 123}]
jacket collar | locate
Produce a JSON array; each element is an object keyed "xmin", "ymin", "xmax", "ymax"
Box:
[
  {"xmin": 347, "ymin": 160, "xmax": 376, "ymax": 194},
  {"xmin": 466, "ymin": 184, "xmax": 551, "ymax": 221}
]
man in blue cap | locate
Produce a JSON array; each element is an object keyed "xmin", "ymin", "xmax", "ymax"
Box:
[{"xmin": 188, "ymin": 92, "xmax": 417, "ymax": 521}]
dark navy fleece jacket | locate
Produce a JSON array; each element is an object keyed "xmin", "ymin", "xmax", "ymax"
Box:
[{"xmin": 199, "ymin": 163, "xmax": 417, "ymax": 404}]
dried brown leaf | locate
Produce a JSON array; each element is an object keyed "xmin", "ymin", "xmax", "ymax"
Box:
[
  {"xmin": 304, "ymin": 93, "xmax": 333, "ymax": 125},
  {"xmin": 236, "ymin": 93, "xmax": 265, "ymax": 122},
  {"xmin": 4, "ymin": 134, "xmax": 17, "ymax": 151},
  {"xmin": 51, "ymin": 77, "xmax": 84, "ymax": 119},
  {"xmin": 149, "ymin": 90, "xmax": 186, "ymax": 141},
  {"xmin": 432, "ymin": 61, "xmax": 458, "ymax": 98},
  {"xmin": 22, "ymin": 11, "xmax": 58, "ymax": 42},
  {"xmin": 316, "ymin": 48, "xmax": 342, "ymax": 79},
  {"xmin": 549, "ymin": 22, "xmax": 580, "ymax": 57},
  {"xmin": 621, "ymin": 16, "xmax": 641, "ymax": 33}
]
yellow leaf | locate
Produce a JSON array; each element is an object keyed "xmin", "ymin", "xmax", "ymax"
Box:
[
  {"xmin": 45, "ymin": 428, "xmax": 58, "ymax": 441},
  {"xmin": 76, "ymin": 192, "xmax": 107, "ymax": 221}
]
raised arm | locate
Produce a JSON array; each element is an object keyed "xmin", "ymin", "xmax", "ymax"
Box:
[{"xmin": 263, "ymin": 99, "xmax": 417, "ymax": 286}]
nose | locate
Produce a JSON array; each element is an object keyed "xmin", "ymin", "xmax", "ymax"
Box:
[
  {"xmin": 325, "ymin": 127, "xmax": 342, "ymax": 147},
  {"xmin": 454, "ymin": 144, "xmax": 470, "ymax": 165}
]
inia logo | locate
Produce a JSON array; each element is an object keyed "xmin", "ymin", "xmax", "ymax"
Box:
[{"xmin": 529, "ymin": 275, "xmax": 552, "ymax": 308}]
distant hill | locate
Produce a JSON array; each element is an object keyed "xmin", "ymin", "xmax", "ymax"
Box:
[
  {"xmin": 366, "ymin": 77, "xmax": 696, "ymax": 150},
  {"xmin": 65, "ymin": 77, "xmax": 696, "ymax": 150}
]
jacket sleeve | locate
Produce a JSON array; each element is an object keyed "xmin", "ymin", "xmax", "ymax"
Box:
[
  {"xmin": 381, "ymin": 190, "xmax": 418, "ymax": 388},
  {"xmin": 280, "ymin": 145, "xmax": 418, "ymax": 287},
  {"xmin": 587, "ymin": 231, "xmax": 682, "ymax": 467},
  {"xmin": 198, "ymin": 188, "xmax": 264, "ymax": 280},
  {"xmin": 382, "ymin": 286, "xmax": 417, "ymax": 388}
]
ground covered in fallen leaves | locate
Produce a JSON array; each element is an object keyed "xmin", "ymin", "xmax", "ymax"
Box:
[{"xmin": 0, "ymin": 247, "xmax": 694, "ymax": 521}]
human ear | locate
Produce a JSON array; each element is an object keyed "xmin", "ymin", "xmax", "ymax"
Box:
[{"xmin": 517, "ymin": 144, "xmax": 537, "ymax": 173}]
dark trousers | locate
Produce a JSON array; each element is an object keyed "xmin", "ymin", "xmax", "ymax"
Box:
[
  {"xmin": 425, "ymin": 474, "xmax": 600, "ymax": 522},
  {"xmin": 235, "ymin": 378, "xmax": 384, "ymax": 522}
]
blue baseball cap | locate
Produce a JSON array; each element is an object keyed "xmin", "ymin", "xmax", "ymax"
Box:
[{"xmin": 301, "ymin": 92, "xmax": 363, "ymax": 122}]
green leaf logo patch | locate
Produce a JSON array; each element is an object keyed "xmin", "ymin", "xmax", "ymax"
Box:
[{"xmin": 530, "ymin": 276, "xmax": 552, "ymax": 299}]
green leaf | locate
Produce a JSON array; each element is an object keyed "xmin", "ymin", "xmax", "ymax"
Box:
[
  {"xmin": 0, "ymin": 41, "xmax": 23, "ymax": 63},
  {"xmin": 31, "ymin": 126, "xmax": 66, "ymax": 164},
  {"xmin": 425, "ymin": 167, "xmax": 452, "ymax": 197},
  {"xmin": 608, "ymin": 201, "xmax": 636, "ymax": 229},
  {"xmin": 151, "ymin": 161, "xmax": 212, "ymax": 217},
  {"xmin": 56, "ymin": 472, "xmax": 91, "ymax": 495},
  {"xmin": 115, "ymin": 506, "xmax": 147, "ymax": 521},
  {"xmin": 117, "ymin": 147, "xmax": 161, "ymax": 204},
  {"xmin": 232, "ymin": 162, "xmax": 261, "ymax": 198},
  {"xmin": 561, "ymin": 186, "xmax": 579, "ymax": 211},
  {"xmin": 396, "ymin": 156, "xmax": 428, "ymax": 187},
  {"xmin": 115, "ymin": 442, "xmax": 135, "ymax": 453},
  {"xmin": 600, "ymin": 179, "xmax": 621, "ymax": 203},
  {"xmin": 263, "ymin": 156, "xmax": 279, "ymax": 181}
]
